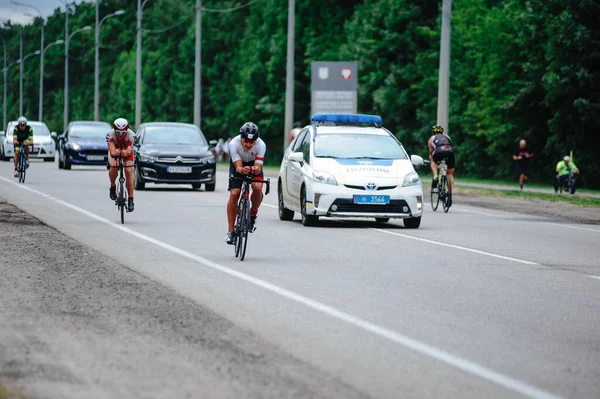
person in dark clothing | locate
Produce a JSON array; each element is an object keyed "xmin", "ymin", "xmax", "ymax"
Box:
[{"xmin": 512, "ymin": 140, "xmax": 534, "ymax": 190}]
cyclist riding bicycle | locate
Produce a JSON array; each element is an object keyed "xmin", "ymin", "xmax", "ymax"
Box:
[
  {"xmin": 106, "ymin": 118, "xmax": 136, "ymax": 212},
  {"xmin": 554, "ymin": 155, "xmax": 579, "ymax": 193},
  {"xmin": 427, "ymin": 125, "xmax": 456, "ymax": 206},
  {"xmin": 13, "ymin": 116, "xmax": 33, "ymax": 178},
  {"xmin": 225, "ymin": 121, "xmax": 266, "ymax": 245}
]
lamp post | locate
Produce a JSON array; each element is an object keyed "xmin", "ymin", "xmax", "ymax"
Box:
[
  {"xmin": 64, "ymin": 25, "xmax": 91, "ymax": 130},
  {"xmin": 0, "ymin": 34, "xmax": 6, "ymax": 130},
  {"xmin": 136, "ymin": 0, "xmax": 149, "ymax": 128},
  {"xmin": 193, "ymin": 0, "xmax": 201, "ymax": 128},
  {"xmin": 38, "ymin": 39, "xmax": 63, "ymax": 122},
  {"xmin": 11, "ymin": 1, "xmax": 44, "ymax": 121},
  {"xmin": 95, "ymin": 8, "xmax": 125, "ymax": 121},
  {"xmin": 20, "ymin": 50, "xmax": 41, "ymax": 113}
]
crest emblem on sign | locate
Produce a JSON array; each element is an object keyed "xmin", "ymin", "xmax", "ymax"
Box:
[
  {"xmin": 341, "ymin": 68, "xmax": 352, "ymax": 80},
  {"xmin": 318, "ymin": 67, "xmax": 329, "ymax": 80}
]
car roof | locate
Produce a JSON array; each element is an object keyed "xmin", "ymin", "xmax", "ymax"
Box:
[{"xmin": 310, "ymin": 125, "xmax": 390, "ymax": 136}]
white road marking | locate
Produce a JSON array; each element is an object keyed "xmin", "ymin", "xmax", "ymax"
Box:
[
  {"xmin": 371, "ymin": 228, "xmax": 538, "ymax": 265},
  {"xmin": 0, "ymin": 176, "xmax": 561, "ymax": 399},
  {"xmin": 589, "ymin": 276, "xmax": 600, "ymax": 281},
  {"xmin": 546, "ymin": 223, "xmax": 600, "ymax": 233}
]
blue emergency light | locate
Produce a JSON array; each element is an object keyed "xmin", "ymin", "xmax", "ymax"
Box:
[{"xmin": 311, "ymin": 113, "xmax": 383, "ymax": 125}]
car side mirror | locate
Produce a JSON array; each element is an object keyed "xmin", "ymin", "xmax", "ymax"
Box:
[
  {"xmin": 289, "ymin": 152, "xmax": 304, "ymax": 164},
  {"xmin": 51, "ymin": 131, "xmax": 57, "ymax": 138},
  {"xmin": 410, "ymin": 154, "xmax": 425, "ymax": 167}
]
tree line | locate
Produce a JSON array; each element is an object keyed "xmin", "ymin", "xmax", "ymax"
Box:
[{"xmin": 2, "ymin": 0, "xmax": 598, "ymax": 187}]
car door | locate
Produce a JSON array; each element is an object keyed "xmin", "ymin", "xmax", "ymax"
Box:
[{"xmin": 285, "ymin": 129, "xmax": 308, "ymax": 201}]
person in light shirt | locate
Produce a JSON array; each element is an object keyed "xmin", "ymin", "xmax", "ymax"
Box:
[{"xmin": 224, "ymin": 122, "xmax": 267, "ymax": 245}]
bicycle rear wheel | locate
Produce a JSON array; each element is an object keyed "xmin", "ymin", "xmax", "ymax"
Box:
[
  {"xmin": 430, "ymin": 177, "xmax": 439, "ymax": 211},
  {"xmin": 441, "ymin": 177, "xmax": 451, "ymax": 213}
]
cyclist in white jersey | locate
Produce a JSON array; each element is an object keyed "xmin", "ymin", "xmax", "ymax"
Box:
[{"xmin": 225, "ymin": 122, "xmax": 267, "ymax": 244}]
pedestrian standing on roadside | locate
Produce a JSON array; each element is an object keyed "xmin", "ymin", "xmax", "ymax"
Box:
[{"xmin": 512, "ymin": 139, "xmax": 534, "ymax": 190}]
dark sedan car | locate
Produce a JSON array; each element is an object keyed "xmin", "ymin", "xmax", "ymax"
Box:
[
  {"xmin": 58, "ymin": 121, "xmax": 111, "ymax": 169},
  {"xmin": 133, "ymin": 122, "xmax": 216, "ymax": 191}
]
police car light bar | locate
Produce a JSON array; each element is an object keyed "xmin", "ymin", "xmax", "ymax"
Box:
[{"xmin": 311, "ymin": 113, "xmax": 383, "ymax": 125}]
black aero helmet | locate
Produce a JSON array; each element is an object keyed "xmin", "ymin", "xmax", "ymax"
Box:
[
  {"xmin": 240, "ymin": 121, "xmax": 259, "ymax": 140},
  {"xmin": 432, "ymin": 125, "xmax": 444, "ymax": 134}
]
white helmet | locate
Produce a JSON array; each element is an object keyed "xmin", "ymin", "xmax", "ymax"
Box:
[
  {"xmin": 113, "ymin": 117, "xmax": 129, "ymax": 133},
  {"xmin": 18, "ymin": 116, "xmax": 27, "ymax": 125}
]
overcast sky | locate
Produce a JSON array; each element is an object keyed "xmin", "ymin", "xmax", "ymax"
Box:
[{"xmin": 0, "ymin": 0, "xmax": 87, "ymax": 25}]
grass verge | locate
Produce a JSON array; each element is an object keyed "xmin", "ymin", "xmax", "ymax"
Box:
[
  {"xmin": 455, "ymin": 186, "xmax": 600, "ymax": 208},
  {"xmin": 0, "ymin": 384, "xmax": 25, "ymax": 399}
]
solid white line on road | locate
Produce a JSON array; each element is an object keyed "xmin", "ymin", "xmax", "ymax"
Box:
[
  {"xmin": 546, "ymin": 223, "xmax": 600, "ymax": 233},
  {"xmin": 371, "ymin": 228, "xmax": 539, "ymax": 265},
  {"xmin": 0, "ymin": 176, "xmax": 561, "ymax": 399},
  {"xmin": 589, "ymin": 276, "xmax": 600, "ymax": 281}
]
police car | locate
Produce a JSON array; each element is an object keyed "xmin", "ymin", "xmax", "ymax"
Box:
[{"xmin": 278, "ymin": 114, "xmax": 424, "ymax": 228}]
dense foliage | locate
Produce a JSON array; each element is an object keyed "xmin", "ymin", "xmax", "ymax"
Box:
[{"xmin": 2, "ymin": 0, "xmax": 598, "ymax": 186}]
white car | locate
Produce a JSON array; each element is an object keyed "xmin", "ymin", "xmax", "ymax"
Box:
[
  {"xmin": 0, "ymin": 121, "xmax": 57, "ymax": 162},
  {"xmin": 278, "ymin": 114, "xmax": 425, "ymax": 228}
]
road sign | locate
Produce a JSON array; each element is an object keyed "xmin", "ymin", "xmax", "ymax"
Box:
[{"xmin": 311, "ymin": 61, "xmax": 358, "ymax": 115}]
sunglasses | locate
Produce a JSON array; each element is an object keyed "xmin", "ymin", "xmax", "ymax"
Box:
[
  {"xmin": 116, "ymin": 130, "xmax": 127, "ymax": 135},
  {"xmin": 242, "ymin": 138, "xmax": 256, "ymax": 144}
]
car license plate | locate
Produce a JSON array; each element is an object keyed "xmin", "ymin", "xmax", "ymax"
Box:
[
  {"xmin": 353, "ymin": 195, "xmax": 390, "ymax": 204},
  {"xmin": 87, "ymin": 155, "xmax": 104, "ymax": 161},
  {"xmin": 167, "ymin": 166, "xmax": 192, "ymax": 174}
]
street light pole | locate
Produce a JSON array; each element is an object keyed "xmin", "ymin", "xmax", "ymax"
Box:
[
  {"xmin": 95, "ymin": 8, "xmax": 125, "ymax": 121},
  {"xmin": 136, "ymin": 0, "xmax": 149, "ymax": 129},
  {"xmin": 19, "ymin": 28, "xmax": 22, "ymax": 116},
  {"xmin": 0, "ymin": 34, "xmax": 6, "ymax": 130},
  {"xmin": 64, "ymin": 25, "xmax": 91, "ymax": 130},
  {"xmin": 60, "ymin": 0, "xmax": 69, "ymax": 132},
  {"xmin": 283, "ymin": 0, "xmax": 295, "ymax": 150},
  {"xmin": 21, "ymin": 50, "xmax": 41, "ymax": 109},
  {"xmin": 193, "ymin": 0, "xmax": 201, "ymax": 128},
  {"xmin": 11, "ymin": 1, "xmax": 44, "ymax": 121},
  {"xmin": 436, "ymin": 0, "xmax": 452, "ymax": 133}
]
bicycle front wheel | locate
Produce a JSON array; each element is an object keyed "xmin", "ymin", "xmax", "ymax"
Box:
[
  {"xmin": 239, "ymin": 198, "xmax": 251, "ymax": 261},
  {"xmin": 118, "ymin": 182, "xmax": 125, "ymax": 224},
  {"xmin": 234, "ymin": 198, "xmax": 247, "ymax": 257},
  {"xmin": 441, "ymin": 177, "xmax": 451, "ymax": 213},
  {"xmin": 431, "ymin": 179, "xmax": 439, "ymax": 211}
]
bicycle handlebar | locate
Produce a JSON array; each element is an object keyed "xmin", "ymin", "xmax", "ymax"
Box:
[{"xmin": 231, "ymin": 175, "xmax": 271, "ymax": 195}]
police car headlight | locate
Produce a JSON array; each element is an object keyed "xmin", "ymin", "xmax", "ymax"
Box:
[
  {"xmin": 313, "ymin": 170, "xmax": 338, "ymax": 186},
  {"xmin": 402, "ymin": 172, "xmax": 421, "ymax": 187}
]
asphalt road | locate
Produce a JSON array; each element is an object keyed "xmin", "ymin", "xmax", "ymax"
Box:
[{"xmin": 1, "ymin": 159, "xmax": 599, "ymax": 399}]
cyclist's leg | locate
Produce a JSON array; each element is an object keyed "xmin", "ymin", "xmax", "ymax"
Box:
[
  {"xmin": 227, "ymin": 167, "xmax": 243, "ymax": 233},
  {"xmin": 250, "ymin": 171, "xmax": 265, "ymax": 214},
  {"xmin": 13, "ymin": 145, "xmax": 20, "ymax": 172},
  {"xmin": 446, "ymin": 151, "xmax": 456, "ymax": 192},
  {"xmin": 108, "ymin": 152, "xmax": 118, "ymax": 199},
  {"xmin": 430, "ymin": 152, "xmax": 439, "ymax": 184},
  {"xmin": 24, "ymin": 139, "xmax": 31, "ymax": 161},
  {"xmin": 124, "ymin": 158, "xmax": 135, "ymax": 210}
]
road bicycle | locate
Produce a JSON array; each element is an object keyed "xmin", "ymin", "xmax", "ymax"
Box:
[
  {"xmin": 431, "ymin": 159, "xmax": 451, "ymax": 213},
  {"xmin": 232, "ymin": 174, "xmax": 270, "ymax": 261},
  {"xmin": 110, "ymin": 155, "xmax": 133, "ymax": 224},
  {"xmin": 16, "ymin": 143, "xmax": 32, "ymax": 184}
]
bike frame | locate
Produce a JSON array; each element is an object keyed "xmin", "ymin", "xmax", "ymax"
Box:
[
  {"xmin": 110, "ymin": 155, "xmax": 133, "ymax": 224},
  {"xmin": 16, "ymin": 143, "xmax": 31, "ymax": 184},
  {"xmin": 232, "ymin": 174, "xmax": 270, "ymax": 261}
]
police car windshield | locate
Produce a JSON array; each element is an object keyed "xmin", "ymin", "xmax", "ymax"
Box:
[{"xmin": 314, "ymin": 133, "xmax": 407, "ymax": 159}]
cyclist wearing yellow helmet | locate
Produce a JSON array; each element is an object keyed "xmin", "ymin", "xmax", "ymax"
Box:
[{"xmin": 427, "ymin": 125, "xmax": 456, "ymax": 205}]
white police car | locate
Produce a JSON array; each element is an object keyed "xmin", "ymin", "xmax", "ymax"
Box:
[{"xmin": 278, "ymin": 114, "xmax": 424, "ymax": 228}]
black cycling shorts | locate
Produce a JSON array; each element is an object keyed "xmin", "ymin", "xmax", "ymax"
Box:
[
  {"xmin": 228, "ymin": 160, "xmax": 264, "ymax": 190},
  {"xmin": 432, "ymin": 146, "xmax": 456, "ymax": 169}
]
